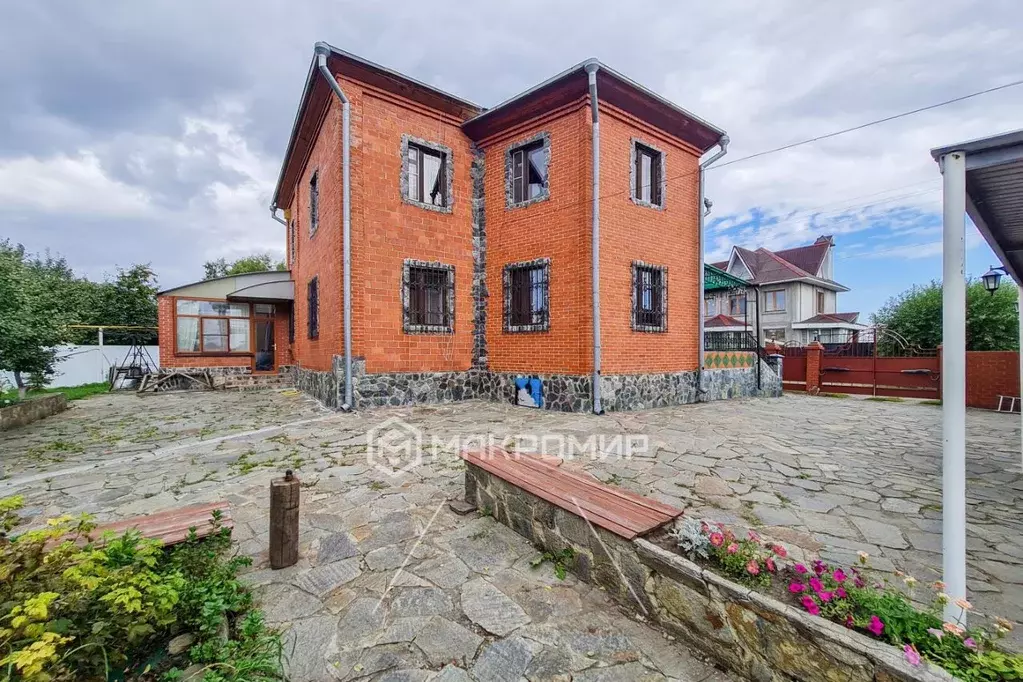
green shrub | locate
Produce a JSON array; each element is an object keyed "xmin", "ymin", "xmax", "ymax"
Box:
[{"xmin": 0, "ymin": 498, "xmax": 284, "ymax": 681}]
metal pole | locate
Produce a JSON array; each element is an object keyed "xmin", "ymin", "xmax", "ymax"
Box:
[
  {"xmin": 585, "ymin": 62, "xmax": 602, "ymax": 414},
  {"xmin": 940, "ymin": 150, "xmax": 967, "ymax": 624},
  {"xmin": 98, "ymin": 327, "xmax": 105, "ymax": 384}
]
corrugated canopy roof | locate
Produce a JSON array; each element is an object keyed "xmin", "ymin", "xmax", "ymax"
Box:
[{"xmin": 931, "ymin": 128, "xmax": 1023, "ymax": 284}]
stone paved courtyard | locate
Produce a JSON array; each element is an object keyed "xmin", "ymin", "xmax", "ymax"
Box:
[{"xmin": 1, "ymin": 389, "xmax": 1020, "ymax": 679}]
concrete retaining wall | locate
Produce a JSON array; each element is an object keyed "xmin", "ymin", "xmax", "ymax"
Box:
[{"xmin": 0, "ymin": 394, "xmax": 68, "ymax": 432}]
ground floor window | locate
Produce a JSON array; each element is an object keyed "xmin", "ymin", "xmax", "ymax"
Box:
[
  {"xmin": 175, "ymin": 299, "xmax": 251, "ymax": 354},
  {"xmin": 504, "ymin": 258, "xmax": 550, "ymax": 332},
  {"xmin": 402, "ymin": 260, "xmax": 455, "ymax": 333},
  {"xmin": 632, "ymin": 262, "xmax": 667, "ymax": 332}
]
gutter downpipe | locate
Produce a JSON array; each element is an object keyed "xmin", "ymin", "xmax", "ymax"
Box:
[
  {"xmin": 697, "ymin": 134, "xmax": 730, "ymax": 400},
  {"xmin": 585, "ymin": 61, "xmax": 603, "ymax": 415},
  {"xmin": 315, "ymin": 43, "xmax": 354, "ymax": 411}
]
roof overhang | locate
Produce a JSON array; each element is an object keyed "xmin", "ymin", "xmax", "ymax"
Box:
[
  {"xmin": 462, "ymin": 59, "xmax": 725, "ymax": 151},
  {"xmin": 271, "ymin": 43, "xmax": 482, "ymax": 211},
  {"xmin": 756, "ymin": 277, "xmax": 849, "ymax": 292},
  {"xmin": 158, "ymin": 271, "xmax": 293, "ymax": 299},
  {"xmin": 931, "ymin": 128, "xmax": 1023, "ymax": 284},
  {"xmin": 792, "ymin": 321, "xmax": 867, "ymax": 330},
  {"xmin": 227, "ymin": 280, "xmax": 295, "ymax": 303},
  {"xmin": 704, "ymin": 325, "xmax": 748, "ymax": 333},
  {"xmin": 704, "ymin": 263, "xmax": 750, "ymax": 291}
]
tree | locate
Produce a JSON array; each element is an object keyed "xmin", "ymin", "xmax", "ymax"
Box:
[
  {"xmin": 75, "ymin": 265, "xmax": 160, "ymax": 345},
  {"xmin": 871, "ymin": 279, "xmax": 1019, "ymax": 351},
  {"xmin": 0, "ymin": 241, "xmax": 74, "ymax": 396},
  {"xmin": 203, "ymin": 254, "xmax": 286, "ymax": 280}
]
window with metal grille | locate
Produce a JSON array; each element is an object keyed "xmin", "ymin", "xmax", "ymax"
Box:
[
  {"xmin": 288, "ymin": 306, "xmax": 295, "ymax": 344},
  {"xmin": 307, "ymin": 277, "xmax": 319, "ymax": 339},
  {"xmin": 633, "ymin": 142, "xmax": 663, "ymax": 207},
  {"xmin": 403, "ymin": 261, "xmax": 454, "ymax": 333},
  {"xmin": 309, "ymin": 171, "xmax": 319, "ymax": 236},
  {"xmin": 508, "ymin": 137, "xmax": 549, "ymax": 206},
  {"xmin": 504, "ymin": 259, "xmax": 549, "ymax": 332},
  {"xmin": 407, "ymin": 144, "xmax": 447, "ymax": 207},
  {"xmin": 632, "ymin": 263, "xmax": 667, "ymax": 332},
  {"xmin": 289, "ymin": 219, "xmax": 296, "ymax": 266}
]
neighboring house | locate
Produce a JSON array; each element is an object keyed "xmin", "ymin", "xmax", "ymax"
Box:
[
  {"xmin": 706, "ymin": 236, "xmax": 865, "ymax": 344},
  {"xmin": 156, "ymin": 43, "xmax": 782, "ymax": 411}
]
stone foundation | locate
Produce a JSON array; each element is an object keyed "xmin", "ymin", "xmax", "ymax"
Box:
[
  {"xmin": 1, "ymin": 394, "xmax": 68, "ymax": 432},
  {"xmin": 289, "ymin": 359, "xmax": 782, "ymax": 413},
  {"xmin": 464, "ymin": 460, "xmax": 950, "ymax": 682}
]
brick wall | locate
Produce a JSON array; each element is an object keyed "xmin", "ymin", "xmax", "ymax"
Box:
[
  {"xmin": 483, "ymin": 102, "xmax": 592, "ymax": 375},
  {"xmin": 966, "ymin": 351, "xmax": 1020, "ymax": 409},
  {"xmin": 286, "ymin": 93, "xmax": 344, "ymax": 373},
  {"xmin": 598, "ymin": 104, "xmax": 702, "ymax": 374}
]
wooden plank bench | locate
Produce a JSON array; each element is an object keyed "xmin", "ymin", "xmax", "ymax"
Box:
[
  {"xmin": 80, "ymin": 502, "xmax": 233, "ymax": 547},
  {"xmin": 460, "ymin": 446, "xmax": 681, "ymax": 539}
]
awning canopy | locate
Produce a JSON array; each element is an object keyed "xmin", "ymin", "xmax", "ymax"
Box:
[
  {"xmin": 704, "ymin": 263, "xmax": 750, "ymax": 291},
  {"xmin": 226, "ymin": 280, "xmax": 294, "ymax": 303},
  {"xmin": 931, "ymin": 128, "xmax": 1023, "ymax": 284}
]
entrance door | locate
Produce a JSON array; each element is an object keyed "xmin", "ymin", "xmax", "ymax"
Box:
[{"xmin": 252, "ymin": 304, "xmax": 274, "ymax": 370}]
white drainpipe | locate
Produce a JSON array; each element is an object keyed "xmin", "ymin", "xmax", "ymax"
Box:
[
  {"xmin": 584, "ymin": 61, "xmax": 602, "ymax": 414},
  {"xmin": 697, "ymin": 135, "xmax": 729, "ymax": 397},
  {"xmin": 314, "ymin": 43, "xmax": 354, "ymax": 411}
]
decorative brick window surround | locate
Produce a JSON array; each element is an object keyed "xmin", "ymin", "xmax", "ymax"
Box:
[
  {"xmin": 630, "ymin": 138, "xmax": 666, "ymax": 210},
  {"xmin": 401, "ymin": 259, "xmax": 455, "ymax": 334},
  {"xmin": 400, "ymin": 135, "xmax": 454, "ymax": 213},
  {"xmin": 632, "ymin": 261, "xmax": 668, "ymax": 332},
  {"xmin": 503, "ymin": 258, "xmax": 550, "ymax": 333},
  {"xmin": 505, "ymin": 132, "xmax": 551, "ymax": 209}
]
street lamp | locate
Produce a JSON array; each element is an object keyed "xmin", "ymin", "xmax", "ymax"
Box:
[{"xmin": 981, "ymin": 265, "xmax": 1008, "ymax": 294}]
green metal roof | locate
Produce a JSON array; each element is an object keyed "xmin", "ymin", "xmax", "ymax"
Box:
[{"xmin": 704, "ymin": 263, "xmax": 748, "ymax": 291}]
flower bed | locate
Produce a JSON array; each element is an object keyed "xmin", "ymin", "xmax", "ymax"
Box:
[
  {"xmin": 0, "ymin": 496, "xmax": 285, "ymax": 681},
  {"xmin": 663, "ymin": 518, "xmax": 1022, "ymax": 681}
]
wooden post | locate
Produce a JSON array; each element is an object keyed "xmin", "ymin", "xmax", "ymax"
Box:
[{"xmin": 269, "ymin": 469, "xmax": 300, "ymax": 569}]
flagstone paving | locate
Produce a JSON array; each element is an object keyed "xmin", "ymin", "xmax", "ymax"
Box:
[{"xmin": 1, "ymin": 389, "xmax": 1020, "ymax": 679}]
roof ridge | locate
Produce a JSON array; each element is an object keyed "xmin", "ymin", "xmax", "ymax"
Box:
[{"xmin": 755, "ymin": 247, "xmax": 814, "ymax": 278}]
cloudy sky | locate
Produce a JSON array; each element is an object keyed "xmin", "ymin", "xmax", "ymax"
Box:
[{"xmin": 2, "ymin": 0, "xmax": 1021, "ymax": 318}]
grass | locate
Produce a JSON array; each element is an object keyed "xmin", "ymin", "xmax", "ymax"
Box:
[
  {"xmin": 1, "ymin": 381, "xmax": 109, "ymax": 404},
  {"xmin": 865, "ymin": 396, "xmax": 905, "ymax": 403},
  {"xmin": 919, "ymin": 399, "xmax": 943, "ymax": 406},
  {"xmin": 819, "ymin": 392, "xmax": 851, "ymax": 399}
]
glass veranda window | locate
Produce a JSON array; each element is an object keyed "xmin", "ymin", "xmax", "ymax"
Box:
[{"xmin": 175, "ymin": 299, "xmax": 251, "ymax": 353}]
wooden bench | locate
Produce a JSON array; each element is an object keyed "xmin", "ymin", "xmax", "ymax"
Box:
[
  {"xmin": 460, "ymin": 446, "xmax": 681, "ymax": 539},
  {"xmin": 81, "ymin": 502, "xmax": 233, "ymax": 547}
]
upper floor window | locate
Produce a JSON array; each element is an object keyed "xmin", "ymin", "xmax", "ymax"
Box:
[
  {"xmin": 288, "ymin": 220, "xmax": 296, "ymax": 266},
  {"xmin": 704, "ymin": 296, "xmax": 717, "ymax": 316},
  {"xmin": 309, "ymin": 171, "xmax": 319, "ymax": 236},
  {"xmin": 728, "ymin": 293, "xmax": 746, "ymax": 316},
  {"xmin": 402, "ymin": 136, "xmax": 453, "ymax": 212},
  {"xmin": 307, "ymin": 276, "xmax": 319, "ymax": 339},
  {"xmin": 816, "ymin": 290, "xmax": 825, "ymax": 314},
  {"xmin": 402, "ymin": 260, "xmax": 454, "ymax": 333},
  {"xmin": 631, "ymin": 139, "xmax": 664, "ymax": 209},
  {"xmin": 506, "ymin": 132, "xmax": 550, "ymax": 207},
  {"xmin": 504, "ymin": 258, "xmax": 550, "ymax": 332},
  {"xmin": 632, "ymin": 262, "xmax": 667, "ymax": 332},
  {"xmin": 765, "ymin": 289, "xmax": 786, "ymax": 312}
]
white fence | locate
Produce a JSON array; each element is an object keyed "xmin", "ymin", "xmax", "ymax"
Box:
[{"xmin": 1, "ymin": 344, "xmax": 161, "ymax": 389}]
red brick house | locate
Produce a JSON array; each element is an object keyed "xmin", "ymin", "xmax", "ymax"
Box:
[{"xmin": 157, "ymin": 42, "xmax": 781, "ymax": 411}]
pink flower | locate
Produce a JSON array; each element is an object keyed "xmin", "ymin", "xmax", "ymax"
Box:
[
  {"xmin": 854, "ymin": 577, "xmax": 866, "ymax": 588},
  {"xmin": 832, "ymin": 569, "xmax": 847, "ymax": 583},
  {"xmin": 844, "ymin": 615, "xmax": 855, "ymax": 628},
  {"xmin": 904, "ymin": 645, "xmax": 921, "ymax": 667},
  {"xmin": 727, "ymin": 543, "xmax": 739, "ymax": 554},
  {"xmin": 819, "ymin": 590, "xmax": 834, "ymax": 603},
  {"xmin": 746, "ymin": 560, "xmax": 760, "ymax": 576},
  {"xmin": 765, "ymin": 557, "xmax": 777, "ymax": 573},
  {"xmin": 835, "ymin": 587, "xmax": 847, "ymax": 599},
  {"xmin": 801, "ymin": 595, "xmax": 820, "ymax": 616},
  {"xmin": 963, "ymin": 637, "xmax": 977, "ymax": 650},
  {"xmin": 943, "ymin": 622, "xmax": 964, "ymax": 637},
  {"xmin": 794, "ymin": 564, "xmax": 808, "ymax": 575},
  {"xmin": 789, "ymin": 582, "xmax": 806, "ymax": 594},
  {"xmin": 927, "ymin": 628, "xmax": 944, "ymax": 640},
  {"xmin": 809, "ymin": 577, "xmax": 824, "ymax": 593},
  {"xmin": 772, "ymin": 544, "xmax": 788, "ymax": 558},
  {"xmin": 748, "ymin": 530, "xmax": 762, "ymax": 543},
  {"xmin": 813, "ymin": 560, "xmax": 827, "ymax": 576},
  {"xmin": 868, "ymin": 615, "xmax": 885, "ymax": 636},
  {"xmin": 709, "ymin": 532, "xmax": 724, "ymax": 547}
]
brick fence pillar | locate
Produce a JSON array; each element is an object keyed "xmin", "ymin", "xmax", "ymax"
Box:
[{"xmin": 806, "ymin": 341, "xmax": 824, "ymax": 394}]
